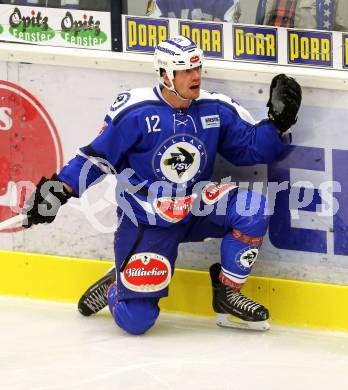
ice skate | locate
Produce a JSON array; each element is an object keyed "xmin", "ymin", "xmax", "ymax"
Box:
[
  {"xmin": 78, "ymin": 267, "xmax": 116, "ymax": 316},
  {"xmin": 209, "ymin": 263, "xmax": 270, "ymax": 331}
]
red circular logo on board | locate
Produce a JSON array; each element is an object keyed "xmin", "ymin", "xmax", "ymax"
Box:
[
  {"xmin": 0, "ymin": 80, "xmax": 63, "ymax": 232},
  {"xmin": 121, "ymin": 253, "xmax": 171, "ymax": 292}
]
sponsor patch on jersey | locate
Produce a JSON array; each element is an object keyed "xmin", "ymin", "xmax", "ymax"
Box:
[
  {"xmin": 120, "ymin": 253, "xmax": 171, "ymax": 292},
  {"xmin": 236, "ymin": 247, "xmax": 259, "ymax": 271},
  {"xmin": 153, "ymin": 135, "xmax": 207, "ymax": 186},
  {"xmin": 110, "ymin": 92, "xmax": 131, "ymax": 111},
  {"xmin": 200, "ymin": 115, "xmax": 220, "ymax": 129},
  {"xmin": 202, "ymin": 182, "xmax": 237, "ymax": 205},
  {"xmin": 154, "ymin": 194, "xmax": 196, "ymax": 223}
]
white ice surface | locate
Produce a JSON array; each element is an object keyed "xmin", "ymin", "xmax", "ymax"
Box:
[{"xmin": 1, "ymin": 297, "xmax": 348, "ymax": 390}]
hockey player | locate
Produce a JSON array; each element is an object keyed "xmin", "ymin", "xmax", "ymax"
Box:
[
  {"xmin": 22, "ymin": 36, "xmax": 301, "ymax": 334},
  {"xmin": 146, "ymin": 0, "xmax": 241, "ymax": 22}
]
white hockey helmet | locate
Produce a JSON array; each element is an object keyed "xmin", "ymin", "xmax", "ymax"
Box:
[{"xmin": 154, "ymin": 35, "xmax": 203, "ymax": 91}]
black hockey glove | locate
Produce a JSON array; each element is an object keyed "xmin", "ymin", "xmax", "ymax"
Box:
[
  {"xmin": 22, "ymin": 173, "xmax": 71, "ymax": 228},
  {"xmin": 267, "ymin": 74, "xmax": 302, "ymax": 133}
]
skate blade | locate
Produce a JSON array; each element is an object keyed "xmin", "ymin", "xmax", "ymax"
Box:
[{"xmin": 216, "ymin": 313, "xmax": 270, "ymax": 331}]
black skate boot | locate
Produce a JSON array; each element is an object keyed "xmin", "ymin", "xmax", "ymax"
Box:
[
  {"xmin": 78, "ymin": 267, "xmax": 116, "ymax": 316},
  {"xmin": 209, "ymin": 263, "xmax": 270, "ymax": 331}
]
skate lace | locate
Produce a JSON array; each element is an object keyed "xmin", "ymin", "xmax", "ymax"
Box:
[
  {"xmin": 84, "ymin": 284, "xmax": 109, "ymax": 312},
  {"xmin": 226, "ymin": 289, "xmax": 261, "ymax": 313}
]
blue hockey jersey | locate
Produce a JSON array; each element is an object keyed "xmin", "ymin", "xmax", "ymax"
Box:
[
  {"xmin": 147, "ymin": 0, "xmax": 240, "ymax": 22},
  {"xmin": 58, "ymin": 86, "xmax": 289, "ymax": 226}
]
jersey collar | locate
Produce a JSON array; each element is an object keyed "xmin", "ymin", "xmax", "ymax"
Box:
[{"xmin": 153, "ymin": 85, "xmax": 194, "ymax": 110}]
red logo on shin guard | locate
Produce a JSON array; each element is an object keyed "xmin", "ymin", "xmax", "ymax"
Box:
[{"xmin": 121, "ymin": 253, "xmax": 171, "ymax": 292}]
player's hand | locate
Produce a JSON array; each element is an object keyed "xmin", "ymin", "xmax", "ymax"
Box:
[
  {"xmin": 22, "ymin": 174, "xmax": 71, "ymax": 228},
  {"xmin": 267, "ymin": 74, "xmax": 302, "ymax": 133}
]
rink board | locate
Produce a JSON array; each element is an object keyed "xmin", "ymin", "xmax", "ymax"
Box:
[
  {"xmin": 1, "ymin": 56, "xmax": 348, "ymax": 286},
  {"xmin": 1, "ymin": 250, "xmax": 347, "ymax": 332}
]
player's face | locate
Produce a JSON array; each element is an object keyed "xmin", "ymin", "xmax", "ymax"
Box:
[{"xmin": 173, "ymin": 66, "xmax": 202, "ymax": 99}]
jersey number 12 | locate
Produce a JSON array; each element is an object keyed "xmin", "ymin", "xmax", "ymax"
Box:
[{"xmin": 146, "ymin": 115, "xmax": 161, "ymax": 133}]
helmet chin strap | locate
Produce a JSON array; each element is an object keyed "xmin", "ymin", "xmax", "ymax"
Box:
[{"xmin": 159, "ymin": 79, "xmax": 190, "ymax": 102}]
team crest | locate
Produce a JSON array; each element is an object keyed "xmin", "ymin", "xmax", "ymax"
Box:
[
  {"xmin": 236, "ymin": 247, "xmax": 259, "ymax": 271},
  {"xmin": 110, "ymin": 92, "xmax": 130, "ymax": 111},
  {"xmin": 152, "ymin": 135, "xmax": 207, "ymax": 185}
]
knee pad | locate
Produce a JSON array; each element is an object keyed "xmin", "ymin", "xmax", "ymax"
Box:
[
  {"xmin": 227, "ymin": 190, "xmax": 270, "ymax": 236},
  {"xmin": 112, "ymin": 297, "xmax": 160, "ymax": 335}
]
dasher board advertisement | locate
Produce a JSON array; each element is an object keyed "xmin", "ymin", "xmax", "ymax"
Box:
[
  {"xmin": 0, "ymin": 4, "xmax": 111, "ymax": 50},
  {"xmin": 1, "ymin": 63, "xmax": 348, "ymax": 284},
  {"xmin": 122, "ymin": 15, "xmax": 347, "ymax": 71}
]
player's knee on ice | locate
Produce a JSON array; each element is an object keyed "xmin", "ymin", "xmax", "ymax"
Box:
[
  {"xmin": 110, "ymin": 295, "xmax": 160, "ymax": 335},
  {"xmin": 226, "ymin": 190, "xmax": 270, "ymax": 237}
]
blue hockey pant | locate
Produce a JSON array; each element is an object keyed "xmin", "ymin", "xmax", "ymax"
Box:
[{"xmin": 108, "ymin": 189, "xmax": 269, "ymax": 335}]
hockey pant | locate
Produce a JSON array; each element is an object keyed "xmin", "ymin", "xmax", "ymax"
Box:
[{"xmin": 108, "ymin": 188, "xmax": 270, "ymax": 335}]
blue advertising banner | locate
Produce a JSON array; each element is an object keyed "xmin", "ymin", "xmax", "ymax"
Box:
[
  {"xmin": 232, "ymin": 25, "xmax": 277, "ymax": 63},
  {"xmin": 125, "ymin": 16, "xmax": 169, "ymax": 53},
  {"xmin": 179, "ymin": 20, "xmax": 223, "ymax": 58},
  {"xmin": 343, "ymin": 34, "xmax": 348, "ymax": 69},
  {"xmin": 288, "ymin": 30, "xmax": 332, "ymax": 67}
]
